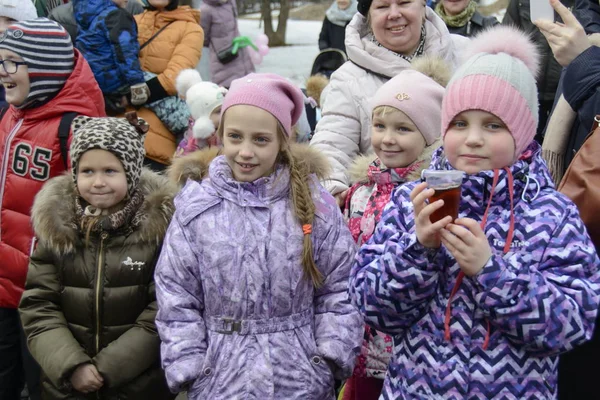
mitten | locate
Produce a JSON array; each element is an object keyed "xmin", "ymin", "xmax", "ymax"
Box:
[{"xmin": 130, "ymin": 82, "xmax": 150, "ymax": 106}]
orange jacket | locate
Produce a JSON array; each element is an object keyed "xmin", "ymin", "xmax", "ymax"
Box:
[{"xmin": 134, "ymin": 6, "xmax": 203, "ymax": 165}]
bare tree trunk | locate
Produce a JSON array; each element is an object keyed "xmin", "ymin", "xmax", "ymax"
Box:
[
  {"xmin": 275, "ymin": 0, "xmax": 289, "ymax": 45},
  {"xmin": 261, "ymin": 0, "xmax": 275, "ymax": 40},
  {"xmin": 261, "ymin": 0, "xmax": 289, "ymax": 47}
]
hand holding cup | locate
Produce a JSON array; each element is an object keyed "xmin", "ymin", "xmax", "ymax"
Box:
[{"xmin": 411, "ymin": 182, "xmax": 452, "ymax": 249}]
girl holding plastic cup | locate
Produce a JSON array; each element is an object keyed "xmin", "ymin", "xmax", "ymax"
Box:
[{"xmin": 349, "ymin": 26, "xmax": 600, "ymax": 399}]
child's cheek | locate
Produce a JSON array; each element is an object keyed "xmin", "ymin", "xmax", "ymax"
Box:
[{"xmin": 443, "ymin": 135, "xmax": 459, "ymax": 166}]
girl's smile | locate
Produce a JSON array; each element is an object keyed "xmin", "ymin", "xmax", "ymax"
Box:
[{"xmin": 222, "ymin": 105, "xmax": 281, "ymax": 182}]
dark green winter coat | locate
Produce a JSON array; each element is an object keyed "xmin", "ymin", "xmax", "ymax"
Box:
[{"xmin": 19, "ymin": 170, "xmax": 176, "ymax": 400}]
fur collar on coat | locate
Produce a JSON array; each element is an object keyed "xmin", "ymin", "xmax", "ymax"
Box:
[{"xmin": 31, "ymin": 169, "xmax": 177, "ymax": 255}]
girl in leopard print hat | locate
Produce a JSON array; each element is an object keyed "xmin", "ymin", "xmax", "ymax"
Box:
[{"xmin": 19, "ymin": 113, "xmax": 178, "ymax": 399}]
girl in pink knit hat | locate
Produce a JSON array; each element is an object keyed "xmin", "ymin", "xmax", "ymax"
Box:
[
  {"xmin": 350, "ymin": 26, "xmax": 600, "ymax": 399},
  {"xmin": 155, "ymin": 73, "xmax": 362, "ymax": 399},
  {"xmin": 342, "ymin": 55, "xmax": 450, "ymax": 400}
]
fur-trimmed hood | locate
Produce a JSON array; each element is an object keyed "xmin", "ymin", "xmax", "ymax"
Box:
[
  {"xmin": 168, "ymin": 144, "xmax": 331, "ymax": 187},
  {"xmin": 306, "ymin": 74, "xmax": 329, "ymax": 107},
  {"xmin": 31, "ymin": 169, "xmax": 177, "ymax": 255},
  {"xmin": 348, "ymin": 140, "xmax": 441, "ymax": 184}
]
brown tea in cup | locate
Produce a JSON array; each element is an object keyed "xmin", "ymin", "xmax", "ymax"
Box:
[{"xmin": 422, "ymin": 170, "xmax": 464, "ymax": 223}]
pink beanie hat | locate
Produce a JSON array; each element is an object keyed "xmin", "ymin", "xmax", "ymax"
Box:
[
  {"xmin": 221, "ymin": 73, "xmax": 305, "ymax": 137},
  {"xmin": 370, "ymin": 69, "xmax": 445, "ymax": 146},
  {"xmin": 442, "ymin": 26, "xmax": 541, "ymax": 158}
]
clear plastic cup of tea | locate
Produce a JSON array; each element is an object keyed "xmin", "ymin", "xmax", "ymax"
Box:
[{"xmin": 422, "ymin": 170, "xmax": 464, "ymax": 223}]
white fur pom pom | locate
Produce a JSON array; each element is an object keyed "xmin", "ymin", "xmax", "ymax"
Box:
[
  {"xmin": 176, "ymin": 69, "xmax": 203, "ymax": 98},
  {"xmin": 464, "ymin": 26, "xmax": 541, "ymax": 78},
  {"xmin": 192, "ymin": 117, "xmax": 216, "ymax": 139}
]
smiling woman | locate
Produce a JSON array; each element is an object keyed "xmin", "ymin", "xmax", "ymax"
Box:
[
  {"xmin": 310, "ymin": 0, "xmax": 469, "ymax": 199},
  {"xmin": 368, "ymin": 0, "xmax": 427, "ymax": 56}
]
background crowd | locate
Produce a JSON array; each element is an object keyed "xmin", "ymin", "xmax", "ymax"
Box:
[{"xmin": 1, "ymin": 0, "xmax": 600, "ymax": 399}]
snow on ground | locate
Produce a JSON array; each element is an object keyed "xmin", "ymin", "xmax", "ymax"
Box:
[{"xmin": 237, "ymin": 18, "xmax": 322, "ymax": 89}]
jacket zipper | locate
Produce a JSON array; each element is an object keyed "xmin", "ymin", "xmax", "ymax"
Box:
[
  {"xmin": 95, "ymin": 232, "xmax": 108, "ymax": 355},
  {"xmin": 0, "ymin": 118, "xmax": 24, "ymax": 242},
  {"xmin": 29, "ymin": 237, "xmax": 37, "ymax": 256}
]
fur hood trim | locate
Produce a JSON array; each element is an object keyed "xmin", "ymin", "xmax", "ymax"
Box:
[
  {"xmin": 31, "ymin": 169, "xmax": 177, "ymax": 255},
  {"xmin": 349, "ymin": 139, "xmax": 441, "ymax": 184},
  {"xmin": 411, "ymin": 55, "xmax": 452, "ymax": 88},
  {"xmin": 168, "ymin": 146, "xmax": 221, "ymax": 187},
  {"xmin": 169, "ymin": 144, "xmax": 331, "ymax": 187},
  {"xmin": 306, "ymin": 74, "xmax": 329, "ymax": 107}
]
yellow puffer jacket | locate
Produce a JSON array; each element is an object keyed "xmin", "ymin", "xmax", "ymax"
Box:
[{"xmin": 133, "ymin": 6, "xmax": 204, "ymax": 166}]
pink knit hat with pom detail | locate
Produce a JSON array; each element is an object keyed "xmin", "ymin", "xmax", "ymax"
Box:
[
  {"xmin": 221, "ymin": 73, "xmax": 305, "ymax": 137},
  {"xmin": 441, "ymin": 26, "xmax": 541, "ymax": 158}
]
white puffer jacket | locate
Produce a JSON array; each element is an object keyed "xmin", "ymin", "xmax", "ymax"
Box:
[{"xmin": 310, "ymin": 7, "xmax": 469, "ymax": 195}]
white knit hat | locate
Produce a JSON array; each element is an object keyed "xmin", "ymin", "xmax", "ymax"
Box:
[
  {"xmin": 0, "ymin": 0, "xmax": 37, "ymax": 22},
  {"xmin": 176, "ymin": 69, "xmax": 227, "ymax": 139}
]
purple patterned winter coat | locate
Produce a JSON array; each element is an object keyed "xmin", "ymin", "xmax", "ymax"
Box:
[
  {"xmin": 155, "ymin": 146, "xmax": 362, "ymax": 399},
  {"xmin": 349, "ymin": 142, "xmax": 600, "ymax": 399}
]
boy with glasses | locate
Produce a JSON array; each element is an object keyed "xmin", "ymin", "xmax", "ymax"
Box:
[{"xmin": 0, "ymin": 17, "xmax": 104, "ymax": 400}]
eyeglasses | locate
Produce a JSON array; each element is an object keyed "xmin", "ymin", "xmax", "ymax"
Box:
[{"xmin": 0, "ymin": 60, "xmax": 27, "ymax": 75}]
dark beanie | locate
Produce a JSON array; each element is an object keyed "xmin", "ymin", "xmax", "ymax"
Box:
[
  {"xmin": 0, "ymin": 18, "xmax": 74, "ymax": 109},
  {"xmin": 357, "ymin": 0, "xmax": 372, "ymax": 15}
]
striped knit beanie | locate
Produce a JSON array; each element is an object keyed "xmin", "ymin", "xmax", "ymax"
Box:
[
  {"xmin": 441, "ymin": 26, "xmax": 540, "ymax": 158},
  {"xmin": 0, "ymin": 18, "xmax": 74, "ymax": 109}
]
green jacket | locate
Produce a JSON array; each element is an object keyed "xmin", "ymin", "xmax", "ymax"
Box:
[{"xmin": 19, "ymin": 170, "xmax": 176, "ymax": 400}]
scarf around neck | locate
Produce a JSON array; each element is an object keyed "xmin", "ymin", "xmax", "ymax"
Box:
[
  {"xmin": 75, "ymin": 189, "xmax": 145, "ymax": 236},
  {"xmin": 371, "ymin": 24, "xmax": 426, "ymax": 62},
  {"xmin": 326, "ymin": 0, "xmax": 358, "ymax": 26},
  {"xmin": 435, "ymin": 0, "xmax": 477, "ymax": 28},
  {"xmin": 347, "ymin": 158, "xmax": 424, "ymax": 245}
]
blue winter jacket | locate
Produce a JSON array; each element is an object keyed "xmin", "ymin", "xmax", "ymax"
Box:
[
  {"xmin": 574, "ymin": 0, "xmax": 600, "ymax": 34},
  {"xmin": 73, "ymin": 0, "xmax": 145, "ymax": 94},
  {"xmin": 350, "ymin": 143, "xmax": 600, "ymax": 399}
]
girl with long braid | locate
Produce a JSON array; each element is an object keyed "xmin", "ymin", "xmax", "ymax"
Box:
[{"xmin": 155, "ymin": 73, "xmax": 362, "ymax": 399}]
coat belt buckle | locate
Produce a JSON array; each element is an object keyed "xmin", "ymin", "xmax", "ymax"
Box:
[{"xmin": 216, "ymin": 318, "xmax": 242, "ymax": 334}]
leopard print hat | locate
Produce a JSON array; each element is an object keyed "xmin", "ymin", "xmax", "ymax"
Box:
[{"xmin": 70, "ymin": 113, "xmax": 149, "ymax": 195}]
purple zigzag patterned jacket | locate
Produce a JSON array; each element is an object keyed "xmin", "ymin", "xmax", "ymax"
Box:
[
  {"xmin": 349, "ymin": 142, "xmax": 600, "ymax": 399},
  {"xmin": 155, "ymin": 155, "xmax": 362, "ymax": 399}
]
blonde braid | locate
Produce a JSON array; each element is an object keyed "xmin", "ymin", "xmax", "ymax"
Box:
[
  {"xmin": 281, "ymin": 144, "xmax": 323, "ymax": 288},
  {"xmin": 220, "ymin": 113, "xmax": 324, "ymax": 287}
]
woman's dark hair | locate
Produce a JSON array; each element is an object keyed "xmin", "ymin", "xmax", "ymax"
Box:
[{"xmin": 144, "ymin": 0, "xmax": 180, "ymax": 11}]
